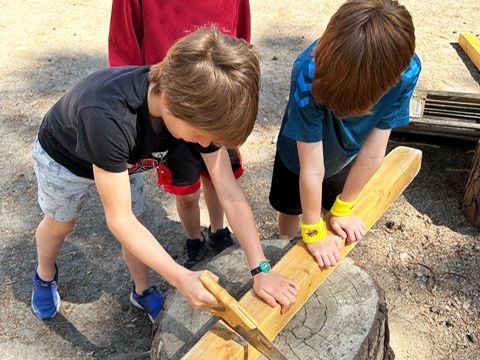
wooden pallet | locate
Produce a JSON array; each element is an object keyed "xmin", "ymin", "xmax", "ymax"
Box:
[{"xmin": 395, "ymin": 90, "xmax": 480, "ymax": 141}]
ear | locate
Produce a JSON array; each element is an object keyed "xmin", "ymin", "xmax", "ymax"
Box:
[{"xmin": 158, "ymin": 92, "xmax": 172, "ymax": 116}]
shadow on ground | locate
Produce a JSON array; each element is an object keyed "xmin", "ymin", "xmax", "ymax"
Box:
[
  {"xmin": 450, "ymin": 42, "xmax": 480, "ymax": 86},
  {"xmin": 0, "ymin": 51, "xmax": 190, "ymax": 359}
]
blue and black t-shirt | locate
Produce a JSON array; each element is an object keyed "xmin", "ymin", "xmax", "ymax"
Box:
[{"xmin": 277, "ymin": 40, "xmax": 422, "ymax": 178}]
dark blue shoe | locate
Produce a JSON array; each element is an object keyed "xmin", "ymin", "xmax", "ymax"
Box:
[
  {"xmin": 31, "ymin": 264, "xmax": 60, "ymax": 319},
  {"xmin": 129, "ymin": 285, "xmax": 164, "ymax": 322},
  {"xmin": 183, "ymin": 236, "xmax": 208, "ymax": 269},
  {"xmin": 208, "ymin": 226, "xmax": 234, "ymax": 251}
]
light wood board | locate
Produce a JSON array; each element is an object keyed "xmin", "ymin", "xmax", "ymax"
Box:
[
  {"xmin": 182, "ymin": 146, "xmax": 422, "ymax": 360},
  {"xmin": 459, "ymin": 32, "xmax": 480, "ymax": 70}
]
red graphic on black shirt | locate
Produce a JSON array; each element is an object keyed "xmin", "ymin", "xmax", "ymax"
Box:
[
  {"xmin": 127, "ymin": 158, "xmax": 159, "ymax": 174},
  {"xmin": 127, "ymin": 151, "xmax": 168, "ymax": 175}
]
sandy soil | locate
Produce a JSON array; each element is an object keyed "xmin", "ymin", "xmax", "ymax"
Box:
[{"xmin": 0, "ymin": 1, "xmax": 479, "ymax": 359}]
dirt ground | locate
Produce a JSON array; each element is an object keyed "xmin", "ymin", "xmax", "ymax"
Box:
[{"xmin": 0, "ymin": 1, "xmax": 479, "ymax": 359}]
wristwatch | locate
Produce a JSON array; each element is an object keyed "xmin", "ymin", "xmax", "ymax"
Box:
[{"xmin": 250, "ymin": 260, "xmax": 271, "ymax": 276}]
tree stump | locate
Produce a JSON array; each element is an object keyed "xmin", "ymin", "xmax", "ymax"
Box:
[
  {"xmin": 463, "ymin": 140, "xmax": 480, "ymax": 227},
  {"xmin": 151, "ymin": 241, "xmax": 393, "ymax": 360}
]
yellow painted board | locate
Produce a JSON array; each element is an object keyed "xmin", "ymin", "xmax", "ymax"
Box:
[
  {"xmin": 183, "ymin": 146, "xmax": 422, "ymax": 360},
  {"xmin": 459, "ymin": 32, "xmax": 480, "ymax": 70}
]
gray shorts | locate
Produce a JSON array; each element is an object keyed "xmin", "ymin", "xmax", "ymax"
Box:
[{"xmin": 32, "ymin": 140, "xmax": 145, "ymax": 221}]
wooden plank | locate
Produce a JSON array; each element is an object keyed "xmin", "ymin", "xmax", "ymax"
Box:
[
  {"xmin": 424, "ymin": 90, "xmax": 480, "ymax": 102},
  {"xmin": 410, "ymin": 117, "xmax": 480, "ymax": 129},
  {"xmin": 183, "ymin": 146, "xmax": 422, "ymax": 360},
  {"xmin": 423, "ymin": 110, "xmax": 480, "ymax": 121},
  {"xmin": 395, "ymin": 125, "xmax": 480, "ymax": 141},
  {"xmin": 426, "ymin": 99, "xmax": 480, "ymax": 110},
  {"xmin": 458, "ymin": 32, "xmax": 480, "ymax": 70},
  {"xmin": 425, "ymin": 103, "xmax": 480, "ymax": 114}
]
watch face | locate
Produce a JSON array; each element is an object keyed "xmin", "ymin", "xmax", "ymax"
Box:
[{"xmin": 260, "ymin": 261, "xmax": 271, "ymax": 273}]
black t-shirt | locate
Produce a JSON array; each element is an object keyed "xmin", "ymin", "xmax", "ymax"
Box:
[{"xmin": 38, "ymin": 66, "xmax": 217, "ymax": 179}]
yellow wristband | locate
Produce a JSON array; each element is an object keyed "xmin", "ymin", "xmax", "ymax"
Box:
[
  {"xmin": 330, "ymin": 194, "xmax": 358, "ymax": 217},
  {"xmin": 300, "ymin": 219, "xmax": 328, "ymax": 244}
]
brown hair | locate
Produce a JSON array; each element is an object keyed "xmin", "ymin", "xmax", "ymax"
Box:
[
  {"xmin": 312, "ymin": 0, "xmax": 415, "ymax": 118},
  {"xmin": 149, "ymin": 27, "xmax": 260, "ymax": 148}
]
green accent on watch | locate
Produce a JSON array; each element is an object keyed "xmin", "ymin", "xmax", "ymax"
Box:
[{"xmin": 250, "ymin": 260, "xmax": 271, "ymax": 276}]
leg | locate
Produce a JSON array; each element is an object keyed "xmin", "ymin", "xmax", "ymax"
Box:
[
  {"xmin": 121, "ymin": 173, "xmax": 164, "ymax": 321},
  {"xmin": 202, "ymin": 175, "xmax": 234, "ymax": 250},
  {"xmin": 201, "ymin": 176, "xmax": 224, "ymax": 232},
  {"xmin": 35, "ymin": 215, "xmax": 75, "ymax": 281},
  {"xmin": 123, "ymin": 234, "xmax": 164, "ymax": 322},
  {"xmin": 31, "ymin": 139, "xmax": 93, "ymax": 319},
  {"xmin": 32, "ymin": 139, "xmax": 93, "ymax": 279},
  {"xmin": 175, "ymin": 190, "xmax": 209, "ymax": 268},
  {"xmin": 278, "ymin": 212, "xmax": 300, "ymax": 239},
  {"xmin": 123, "ymin": 173, "xmax": 153, "ymax": 293},
  {"xmin": 269, "ymin": 152, "xmax": 302, "ymax": 239},
  {"xmin": 158, "ymin": 142, "xmax": 206, "ymax": 268},
  {"xmin": 200, "ymin": 148, "xmax": 241, "ymax": 250},
  {"xmin": 175, "ymin": 190, "xmax": 203, "ymax": 240},
  {"xmin": 122, "ymin": 215, "xmax": 151, "ymax": 294}
]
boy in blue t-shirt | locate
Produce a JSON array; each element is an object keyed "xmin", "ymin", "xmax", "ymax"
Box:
[{"xmin": 269, "ymin": 0, "xmax": 421, "ymax": 268}]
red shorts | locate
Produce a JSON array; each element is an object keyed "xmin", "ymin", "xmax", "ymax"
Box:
[{"xmin": 157, "ymin": 141, "xmax": 243, "ymax": 195}]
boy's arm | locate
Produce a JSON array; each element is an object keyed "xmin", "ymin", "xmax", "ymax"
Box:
[
  {"xmin": 201, "ymin": 148, "xmax": 298, "ymax": 313},
  {"xmin": 92, "ymin": 165, "xmax": 219, "ymax": 308},
  {"xmin": 297, "ymin": 140, "xmax": 342, "ymax": 267},
  {"xmin": 297, "ymin": 141, "xmax": 325, "ymax": 224},
  {"xmin": 340, "ymin": 128, "xmax": 391, "ymax": 201},
  {"xmin": 330, "ymin": 128, "xmax": 391, "ymax": 241}
]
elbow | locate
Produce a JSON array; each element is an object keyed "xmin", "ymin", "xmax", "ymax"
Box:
[
  {"xmin": 105, "ymin": 216, "xmax": 121, "ymax": 236},
  {"xmin": 105, "ymin": 213, "xmax": 134, "ymax": 238},
  {"xmin": 300, "ymin": 164, "xmax": 325, "ymax": 179}
]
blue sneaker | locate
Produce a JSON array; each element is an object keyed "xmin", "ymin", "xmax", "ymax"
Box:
[
  {"xmin": 31, "ymin": 264, "xmax": 60, "ymax": 319},
  {"xmin": 129, "ymin": 285, "xmax": 164, "ymax": 322}
]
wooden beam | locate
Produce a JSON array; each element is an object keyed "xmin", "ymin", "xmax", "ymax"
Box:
[
  {"xmin": 182, "ymin": 146, "xmax": 422, "ymax": 360},
  {"xmin": 459, "ymin": 32, "xmax": 480, "ymax": 70}
]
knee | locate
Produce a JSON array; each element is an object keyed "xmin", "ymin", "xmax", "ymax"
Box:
[
  {"xmin": 41, "ymin": 216, "xmax": 76, "ymax": 238},
  {"xmin": 176, "ymin": 191, "xmax": 200, "ymax": 209}
]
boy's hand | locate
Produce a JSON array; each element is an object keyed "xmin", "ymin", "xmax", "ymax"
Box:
[
  {"xmin": 306, "ymin": 234, "xmax": 341, "ymax": 268},
  {"xmin": 330, "ymin": 215, "xmax": 366, "ymax": 243},
  {"xmin": 253, "ymin": 271, "xmax": 298, "ymax": 314},
  {"xmin": 177, "ymin": 270, "xmax": 221, "ymax": 309}
]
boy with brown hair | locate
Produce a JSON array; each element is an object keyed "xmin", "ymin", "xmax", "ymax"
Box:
[
  {"xmin": 108, "ymin": 0, "xmax": 253, "ymax": 269},
  {"xmin": 269, "ymin": 0, "xmax": 421, "ymax": 267},
  {"xmin": 31, "ymin": 28, "xmax": 298, "ymax": 322}
]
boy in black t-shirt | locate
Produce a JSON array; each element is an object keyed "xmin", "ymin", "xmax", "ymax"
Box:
[{"xmin": 31, "ymin": 28, "xmax": 298, "ymax": 321}]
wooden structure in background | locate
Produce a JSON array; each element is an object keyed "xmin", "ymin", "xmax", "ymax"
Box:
[
  {"xmin": 459, "ymin": 32, "xmax": 480, "ymax": 70},
  {"xmin": 182, "ymin": 147, "xmax": 422, "ymax": 360},
  {"xmin": 396, "ymin": 90, "xmax": 480, "ymax": 141},
  {"xmin": 463, "ymin": 140, "xmax": 480, "ymax": 227}
]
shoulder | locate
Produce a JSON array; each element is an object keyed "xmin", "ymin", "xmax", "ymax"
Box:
[
  {"xmin": 399, "ymin": 53, "xmax": 422, "ymax": 86},
  {"xmin": 290, "ymin": 41, "xmax": 318, "ymax": 109},
  {"xmin": 380, "ymin": 53, "xmax": 421, "ymax": 102},
  {"xmin": 77, "ymin": 66, "xmax": 149, "ymax": 114}
]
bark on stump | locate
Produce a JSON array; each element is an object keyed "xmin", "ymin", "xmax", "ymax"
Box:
[
  {"xmin": 151, "ymin": 241, "xmax": 393, "ymax": 360},
  {"xmin": 463, "ymin": 140, "xmax": 480, "ymax": 227}
]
